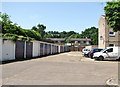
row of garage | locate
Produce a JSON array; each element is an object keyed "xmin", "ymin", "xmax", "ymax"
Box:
[{"xmin": 0, "ymin": 39, "xmax": 70, "ymax": 61}]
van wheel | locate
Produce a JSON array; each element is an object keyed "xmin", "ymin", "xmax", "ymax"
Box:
[
  {"xmin": 99, "ymin": 56, "xmax": 104, "ymax": 61},
  {"xmin": 95, "ymin": 58, "xmax": 99, "ymax": 61}
]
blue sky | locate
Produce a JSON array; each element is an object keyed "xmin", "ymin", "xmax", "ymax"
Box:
[{"xmin": 2, "ymin": 2, "xmax": 106, "ymax": 33}]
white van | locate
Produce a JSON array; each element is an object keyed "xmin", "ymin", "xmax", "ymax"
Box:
[{"xmin": 93, "ymin": 47, "xmax": 120, "ymax": 60}]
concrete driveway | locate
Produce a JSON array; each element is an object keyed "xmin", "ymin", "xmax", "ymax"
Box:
[{"xmin": 0, "ymin": 52, "xmax": 119, "ymax": 85}]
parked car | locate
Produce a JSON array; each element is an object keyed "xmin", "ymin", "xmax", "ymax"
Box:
[
  {"xmin": 93, "ymin": 47, "xmax": 120, "ymax": 61},
  {"xmin": 88, "ymin": 48, "xmax": 103, "ymax": 58},
  {"xmin": 82, "ymin": 48, "xmax": 91, "ymax": 57}
]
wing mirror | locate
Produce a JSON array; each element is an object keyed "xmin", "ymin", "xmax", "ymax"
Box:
[
  {"xmin": 105, "ymin": 51, "xmax": 108, "ymax": 53},
  {"xmin": 104, "ymin": 51, "xmax": 108, "ymax": 53}
]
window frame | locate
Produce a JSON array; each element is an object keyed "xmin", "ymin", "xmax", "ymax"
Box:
[
  {"xmin": 106, "ymin": 48, "xmax": 113, "ymax": 53},
  {"xmin": 109, "ymin": 44, "xmax": 114, "ymax": 47},
  {"xmin": 109, "ymin": 32, "xmax": 115, "ymax": 37}
]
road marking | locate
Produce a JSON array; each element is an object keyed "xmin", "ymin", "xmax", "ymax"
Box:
[{"xmin": 106, "ymin": 78, "xmax": 118, "ymax": 86}]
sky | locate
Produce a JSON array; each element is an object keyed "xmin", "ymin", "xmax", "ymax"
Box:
[{"xmin": 1, "ymin": 2, "xmax": 106, "ymax": 33}]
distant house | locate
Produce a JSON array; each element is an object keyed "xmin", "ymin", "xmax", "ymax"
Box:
[
  {"xmin": 98, "ymin": 15, "xmax": 120, "ymax": 48},
  {"xmin": 47, "ymin": 38, "xmax": 91, "ymax": 45},
  {"xmin": 47, "ymin": 38, "xmax": 91, "ymax": 51}
]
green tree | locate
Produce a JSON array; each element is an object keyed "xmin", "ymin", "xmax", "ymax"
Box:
[
  {"xmin": 0, "ymin": 12, "xmax": 12, "ymax": 25},
  {"xmin": 45, "ymin": 31, "xmax": 60, "ymax": 38},
  {"xmin": 64, "ymin": 34, "xmax": 74, "ymax": 43},
  {"xmin": 31, "ymin": 26, "xmax": 37, "ymax": 31},
  {"xmin": 45, "ymin": 31, "xmax": 81, "ymax": 39},
  {"xmin": 72, "ymin": 33, "xmax": 81, "ymax": 38},
  {"xmin": 0, "ymin": 12, "xmax": 12, "ymax": 33},
  {"xmin": 66, "ymin": 31, "xmax": 76, "ymax": 37},
  {"xmin": 80, "ymin": 27, "xmax": 98, "ymax": 45},
  {"xmin": 0, "ymin": 12, "xmax": 41, "ymax": 41},
  {"xmin": 0, "ymin": 12, "xmax": 22, "ymax": 34},
  {"xmin": 32, "ymin": 24, "xmax": 46, "ymax": 39},
  {"xmin": 60, "ymin": 31, "xmax": 67, "ymax": 38},
  {"xmin": 104, "ymin": 0, "xmax": 120, "ymax": 31}
]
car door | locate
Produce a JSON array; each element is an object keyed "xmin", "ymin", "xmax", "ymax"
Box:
[
  {"xmin": 105, "ymin": 48, "xmax": 114, "ymax": 58},
  {"xmin": 111, "ymin": 48, "xmax": 118, "ymax": 58}
]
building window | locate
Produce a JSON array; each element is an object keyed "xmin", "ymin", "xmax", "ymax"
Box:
[
  {"xmin": 81, "ymin": 41, "xmax": 83, "ymax": 44},
  {"xmin": 75, "ymin": 41, "xmax": 78, "ymax": 43},
  {"xmin": 61, "ymin": 41, "xmax": 64, "ymax": 43},
  {"xmin": 100, "ymin": 36, "xmax": 103, "ymax": 40},
  {"xmin": 83, "ymin": 41, "xmax": 86, "ymax": 43},
  {"xmin": 109, "ymin": 44, "xmax": 114, "ymax": 47},
  {"xmin": 71, "ymin": 41, "xmax": 74, "ymax": 43},
  {"xmin": 86, "ymin": 41, "xmax": 89, "ymax": 45},
  {"xmin": 109, "ymin": 32, "xmax": 115, "ymax": 37},
  {"xmin": 55, "ymin": 41, "xmax": 58, "ymax": 43},
  {"xmin": 78, "ymin": 41, "xmax": 80, "ymax": 43}
]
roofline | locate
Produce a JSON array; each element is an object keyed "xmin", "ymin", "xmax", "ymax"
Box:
[{"xmin": 46, "ymin": 38, "xmax": 91, "ymax": 41}]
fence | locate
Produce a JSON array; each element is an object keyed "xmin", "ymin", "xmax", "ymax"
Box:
[
  {"xmin": 70, "ymin": 46, "xmax": 85, "ymax": 51},
  {"xmin": 85, "ymin": 45, "xmax": 98, "ymax": 49},
  {"xmin": 0, "ymin": 39, "xmax": 70, "ymax": 62}
]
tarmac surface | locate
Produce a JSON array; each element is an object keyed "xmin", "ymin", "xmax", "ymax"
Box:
[{"xmin": 0, "ymin": 52, "xmax": 119, "ymax": 86}]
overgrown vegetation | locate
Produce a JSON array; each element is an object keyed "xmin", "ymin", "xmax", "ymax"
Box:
[
  {"xmin": 80, "ymin": 27, "xmax": 98, "ymax": 45},
  {"xmin": 0, "ymin": 12, "xmax": 98, "ymax": 45},
  {"xmin": 45, "ymin": 27, "xmax": 98, "ymax": 45},
  {"xmin": 0, "ymin": 12, "xmax": 42, "ymax": 41}
]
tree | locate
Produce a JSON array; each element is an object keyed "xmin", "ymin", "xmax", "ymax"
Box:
[
  {"xmin": 31, "ymin": 26, "xmax": 37, "ymax": 31},
  {"xmin": 60, "ymin": 31, "xmax": 67, "ymax": 38},
  {"xmin": 104, "ymin": 0, "xmax": 120, "ymax": 31},
  {"xmin": 64, "ymin": 34, "xmax": 74, "ymax": 43},
  {"xmin": 0, "ymin": 12, "xmax": 22, "ymax": 34},
  {"xmin": 80, "ymin": 27, "xmax": 98, "ymax": 45},
  {"xmin": 32, "ymin": 24, "xmax": 46, "ymax": 39},
  {"xmin": 72, "ymin": 33, "xmax": 81, "ymax": 38},
  {"xmin": 0, "ymin": 12, "xmax": 12, "ymax": 24},
  {"xmin": 67, "ymin": 31, "xmax": 76, "ymax": 37},
  {"xmin": 0, "ymin": 12, "xmax": 42, "ymax": 41},
  {"xmin": 0, "ymin": 12, "xmax": 12, "ymax": 33}
]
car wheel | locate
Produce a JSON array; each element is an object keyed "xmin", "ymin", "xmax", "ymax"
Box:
[
  {"xmin": 99, "ymin": 56, "xmax": 104, "ymax": 61},
  {"xmin": 84, "ymin": 54, "xmax": 86, "ymax": 57},
  {"xmin": 91, "ymin": 56, "xmax": 93, "ymax": 59},
  {"xmin": 95, "ymin": 58, "xmax": 98, "ymax": 61}
]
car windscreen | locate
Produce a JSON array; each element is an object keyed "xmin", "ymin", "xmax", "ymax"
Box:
[
  {"xmin": 100, "ymin": 49, "xmax": 106, "ymax": 52},
  {"xmin": 98, "ymin": 49, "xmax": 103, "ymax": 51},
  {"xmin": 93, "ymin": 49, "xmax": 103, "ymax": 52}
]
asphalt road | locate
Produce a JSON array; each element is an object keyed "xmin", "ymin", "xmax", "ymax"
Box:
[{"xmin": 0, "ymin": 52, "xmax": 119, "ymax": 85}]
